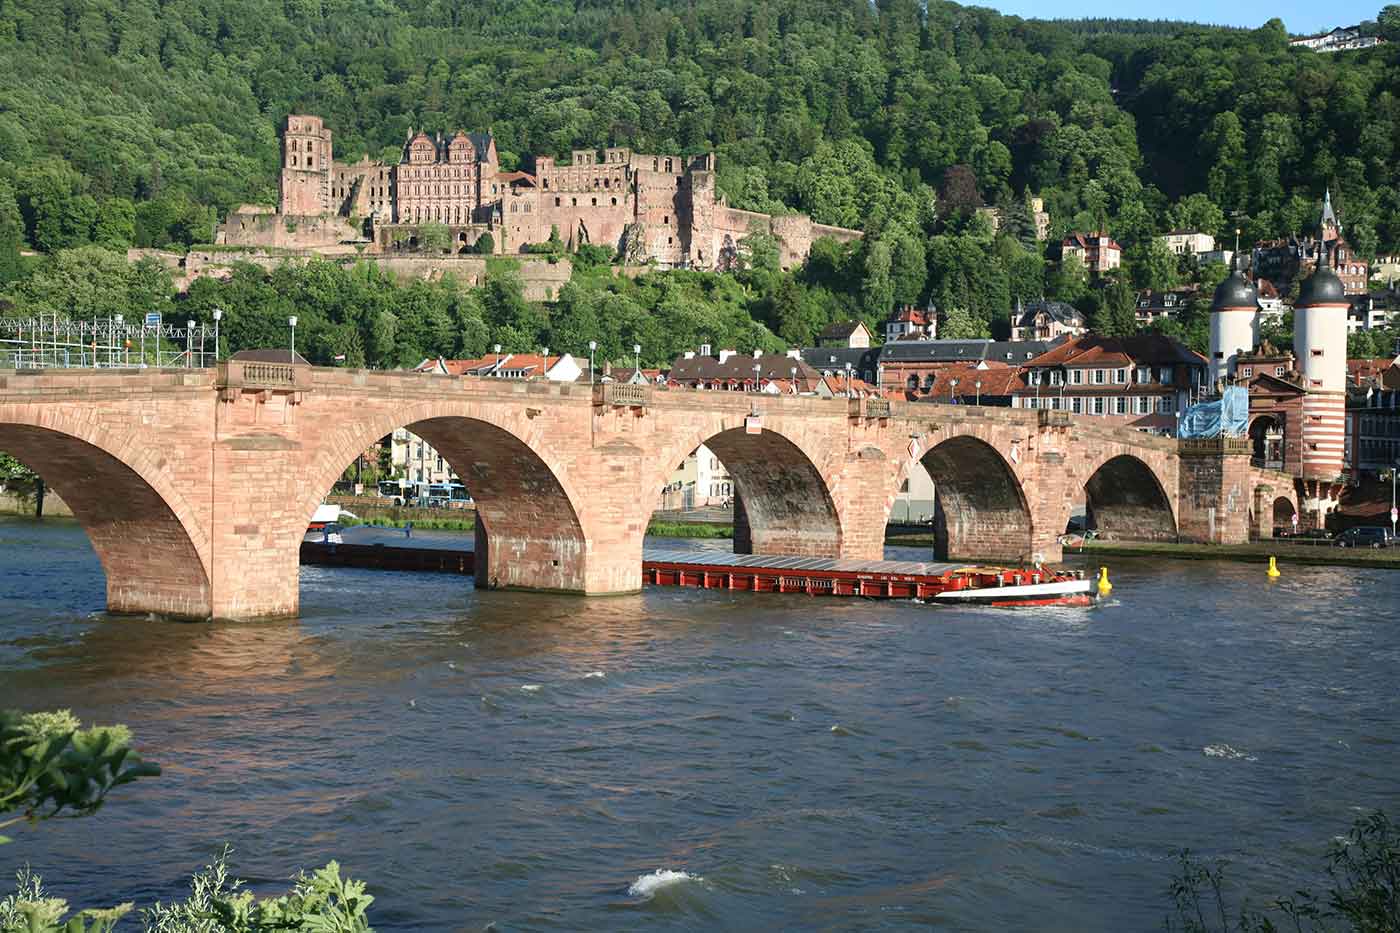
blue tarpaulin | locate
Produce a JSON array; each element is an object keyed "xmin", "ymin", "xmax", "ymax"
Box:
[{"xmin": 1178, "ymin": 386, "xmax": 1249, "ymax": 438}]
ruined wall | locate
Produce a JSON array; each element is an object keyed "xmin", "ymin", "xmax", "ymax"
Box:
[{"xmin": 217, "ymin": 211, "xmax": 360, "ymax": 249}]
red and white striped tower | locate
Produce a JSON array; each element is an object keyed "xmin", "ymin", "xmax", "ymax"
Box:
[{"xmin": 1292, "ymin": 248, "xmax": 1349, "ymax": 525}]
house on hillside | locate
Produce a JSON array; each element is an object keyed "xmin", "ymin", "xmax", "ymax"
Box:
[
  {"xmin": 885, "ymin": 304, "xmax": 937, "ymax": 342},
  {"xmin": 1010, "ymin": 299, "xmax": 1086, "ymax": 341},
  {"xmin": 1061, "ymin": 231, "xmax": 1122, "ymax": 275},
  {"xmin": 1290, "ymin": 26, "xmax": 1385, "ymax": 52},
  {"xmin": 817, "ymin": 320, "xmax": 872, "ymax": 348}
]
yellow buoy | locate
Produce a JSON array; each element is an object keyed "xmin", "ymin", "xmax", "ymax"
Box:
[
  {"xmin": 1096, "ymin": 566, "xmax": 1112, "ymax": 598},
  {"xmin": 1267, "ymin": 556, "xmax": 1281, "ymax": 579}
]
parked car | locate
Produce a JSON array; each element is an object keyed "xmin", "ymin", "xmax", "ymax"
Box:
[
  {"xmin": 1334, "ymin": 526, "xmax": 1395, "ymax": 549},
  {"xmin": 1276, "ymin": 527, "xmax": 1332, "ymax": 541}
]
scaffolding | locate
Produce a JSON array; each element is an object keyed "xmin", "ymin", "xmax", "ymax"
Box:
[{"xmin": 0, "ymin": 313, "xmax": 217, "ymax": 369}]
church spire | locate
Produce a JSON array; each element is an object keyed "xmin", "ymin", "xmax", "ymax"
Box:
[{"xmin": 1321, "ymin": 187, "xmax": 1340, "ymax": 237}]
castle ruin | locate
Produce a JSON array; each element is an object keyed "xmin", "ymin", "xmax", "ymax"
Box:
[{"xmin": 219, "ymin": 114, "xmax": 861, "ymax": 270}]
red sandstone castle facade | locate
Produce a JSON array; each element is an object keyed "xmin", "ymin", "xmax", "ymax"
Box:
[{"xmin": 260, "ymin": 114, "xmax": 859, "ymax": 270}]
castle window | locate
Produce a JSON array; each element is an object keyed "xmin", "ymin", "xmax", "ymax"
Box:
[
  {"xmin": 604, "ymin": 178, "xmax": 610, "ymax": 188},
  {"xmin": 665, "ymin": 159, "xmax": 672, "ymax": 172},
  {"xmin": 611, "ymin": 197, "xmax": 617, "ymax": 206},
  {"xmin": 663, "ymin": 215, "xmax": 669, "ymax": 225},
  {"xmin": 572, "ymin": 197, "xmax": 577, "ymax": 206},
  {"xmin": 291, "ymin": 155, "xmax": 298, "ymax": 167},
  {"xmin": 307, "ymin": 157, "xmax": 313, "ymax": 168},
  {"xmin": 653, "ymin": 159, "xmax": 658, "ymax": 171},
  {"xmin": 555, "ymin": 197, "xmax": 561, "ymax": 207},
  {"xmin": 591, "ymin": 197, "xmax": 597, "ymax": 206}
]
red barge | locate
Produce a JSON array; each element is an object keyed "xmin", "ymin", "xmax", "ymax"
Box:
[
  {"xmin": 641, "ymin": 548, "xmax": 1096, "ymax": 607},
  {"xmin": 301, "ymin": 537, "xmax": 1097, "ymax": 607}
]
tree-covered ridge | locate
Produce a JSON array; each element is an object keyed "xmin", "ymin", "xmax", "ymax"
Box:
[{"xmin": 0, "ymin": 0, "xmax": 1397, "ymax": 250}]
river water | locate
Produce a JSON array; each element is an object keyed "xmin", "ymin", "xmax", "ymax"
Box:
[{"xmin": 2, "ymin": 516, "xmax": 1397, "ymax": 930}]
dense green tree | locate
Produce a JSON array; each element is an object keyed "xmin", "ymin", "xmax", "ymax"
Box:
[
  {"xmin": 0, "ymin": 182, "xmax": 22, "ymax": 284},
  {"xmin": 92, "ymin": 199, "xmax": 136, "ymax": 250},
  {"xmin": 1099, "ymin": 276, "xmax": 1139, "ymax": 337}
]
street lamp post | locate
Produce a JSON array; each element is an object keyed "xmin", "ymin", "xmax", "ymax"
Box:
[
  {"xmin": 588, "ymin": 340, "xmax": 597, "ymax": 386},
  {"xmin": 288, "ymin": 315, "xmax": 298, "ymax": 361},
  {"xmin": 542, "ymin": 347, "xmax": 549, "ymax": 378},
  {"xmin": 975, "ymin": 379, "xmax": 982, "ymax": 406},
  {"xmin": 754, "ymin": 361, "xmax": 762, "ymax": 392},
  {"xmin": 212, "ymin": 309, "xmax": 222, "ymax": 364},
  {"xmin": 949, "ymin": 377, "xmax": 959, "ymax": 403},
  {"xmin": 845, "ymin": 362, "xmax": 854, "ymax": 398},
  {"xmin": 186, "ymin": 319, "xmax": 196, "ymax": 368},
  {"xmin": 790, "ymin": 366, "xmax": 798, "ymax": 395},
  {"xmin": 113, "ymin": 315, "xmax": 123, "ymax": 367},
  {"xmin": 633, "ymin": 343, "xmax": 641, "ymax": 376},
  {"xmin": 1389, "ymin": 464, "xmax": 1398, "ymax": 538}
]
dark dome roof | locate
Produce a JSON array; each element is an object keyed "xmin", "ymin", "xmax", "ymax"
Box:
[
  {"xmin": 1212, "ymin": 270, "xmax": 1257, "ymax": 310},
  {"xmin": 1296, "ymin": 263, "xmax": 1347, "ymax": 307}
]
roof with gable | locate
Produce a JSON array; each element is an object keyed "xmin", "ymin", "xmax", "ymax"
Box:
[
  {"xmin": 800, "ymin": 347, "xmax": 880, "ymax": 373},
  {"xmin": 879, "ymin": 336, "xmax": 1065, "ymax": 365},
  {"xmin": 414, "ymin": 353, "xmax": 565, "ymax": 378},
  {"xmin": 907, "ymin": 363, "xmax": 1023, "ymax": 399},
  {"xmin": 1023, "ymin": 334, "xmax": 1206, "ymax": 369},
  {"xmin": 818, "ymin": 320, "xmax": 868, "ymax": 341},
  {"xmin": 1014, "ymin": 299, "xmax": 1083, "ymax": 327}
]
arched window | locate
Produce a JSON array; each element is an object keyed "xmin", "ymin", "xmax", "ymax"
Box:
[
  {"xmin": 611, "ymin": 197, "xmax": 617, "ymax": 206},
  {"xmin": 907, "ymin": 375, "xmax": 918, "ymax": 390}
]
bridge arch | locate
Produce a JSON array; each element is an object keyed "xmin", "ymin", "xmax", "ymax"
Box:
[
  {"xmin": 0, "ymin": 420, "xmax": 212, "ymax": 618},
  {"xmin": 643, "ymin": 420, "xmax": 844, "ymax": 558},
  {"xmin": 300, "ymin": 401, "xmax": 592, "ymax": 593},
  {"xmin": 1082, "ymin": 453, "xmax": 1177, "ymax": 541},
  {"xmin": 914, "ymin": 433, "xmax": 1035, "ymax": 562}
]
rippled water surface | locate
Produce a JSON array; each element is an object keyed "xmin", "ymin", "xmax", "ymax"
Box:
[{"xmin": 2, "ymin": 517, "xmax": 1398, "ymax": 930}]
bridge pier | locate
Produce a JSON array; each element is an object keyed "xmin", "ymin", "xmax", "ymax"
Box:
[{"xmin": 1177, "ymin": 437, "xmax": 1253, "ymax": 545}]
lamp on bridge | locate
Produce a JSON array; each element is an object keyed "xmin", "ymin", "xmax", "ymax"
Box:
[
  {"xmin": 588, "ymin": 340, "xmax": 597, "ymax": 386},
  {"xmin": 187, "ymin": 320, "xmax": 196, "ymax": 369},
  {"xmin": 949, "ymin": 377, "xmax": 959, "ymax": 402},
  {"xmin": 633, "ymin": 343, "xmax": 641, "ymax": 375},
  {"xmin": 845, "ymin": 362, "xmax": 854, "ymax": 398},
  {"xmin": 212, "ymin": 309, "xmax": 222, "ymax": 363},
  {"xmin": 790, "ymin": 365, "xmax": 798, "ymax": 395},
  {"xmin": 288, "ymin": 315, "xmax": 298, "ymax": 362},
  {"xmin": 113, "ymin": 315, "xmax": 123, "ymax": 368},
  {"xmin": 975, "ymin": 379, "xmax": 982, "ymax": 406}
]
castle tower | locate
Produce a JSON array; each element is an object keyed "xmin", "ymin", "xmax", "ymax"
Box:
[
  {"xmin": 1208, "ymin": 267, "xmax": 1259, "ymax": 386},
  {"xmin": 279, "ymin": 115, "xmax": 333, "ymax": 216},
  {"xmin": 1292, "ymin": 245, "xmax": 1350, "ymax": 525}
]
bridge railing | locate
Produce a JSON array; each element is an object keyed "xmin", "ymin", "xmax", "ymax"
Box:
[
  {"xmin": 847, "ymin": 396, "xmax": 890, "ymax": 420},
  {"xmin": 1179, "ymin": 436, "xmax": 1252, "ymax": 455},
  {"xmin": 596, "ymin": 382, "xmax": 651, "ymax": 408},
  {"xmin": 217, "ymin": 360, "xmax": 312, "ymax": 391}
]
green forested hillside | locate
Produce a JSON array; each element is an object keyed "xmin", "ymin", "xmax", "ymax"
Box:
[{"xmin": 0, "ymin": 0, "xmax": 1397, "ymax": 361}]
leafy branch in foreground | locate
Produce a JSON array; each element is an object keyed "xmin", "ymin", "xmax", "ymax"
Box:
[
  {"xmin": 0, "ymin": 709, "xmax": 160, "ymax": 843},
  {"xmin": 1, "ymin": 849, "xmax": 374, "ymax": 933},
  {"xmin": 1166, "ymin": 810, "xmax": 1400, "ymax": 932}
]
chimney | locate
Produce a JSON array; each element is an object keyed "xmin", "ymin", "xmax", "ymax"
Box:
[
  {"xmin": 718, "ymin": 349, "xmax": 735, "ymax": 364},
  {"xmin": 683, "ymin": 351, "xmax": 696, "ymax": 360},
  {"xmin": 786, "ymin": 348, "xmax": 801, "ymax": 359},
  {"xmin": 753, "ymin": 349, "xmax": 763, "ymax": 359},
  {"xmin": 700, "ymin": 343, "xmax": 712, "ymax": 356}
]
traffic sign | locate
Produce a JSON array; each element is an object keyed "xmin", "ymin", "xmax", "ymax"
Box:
[
  {"xmin": 1391, "ymin": 507, "xmax": 1397, "ymax": 523},
  {"xmin": 1291, "ymin": 513, "xmax": 1299, "ymax": 528},
  {"xmin": 144, "ymin": 312, "xmax": 161, "ymax": 327}
]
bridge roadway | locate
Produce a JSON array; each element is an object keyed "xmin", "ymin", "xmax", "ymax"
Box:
[{"xmin": 0, "ymin": 360, "xmax": 1299, "ymax": 620}]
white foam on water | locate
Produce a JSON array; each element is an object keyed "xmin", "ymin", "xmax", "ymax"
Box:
[
  {"xmin": 583, "ymin": 671, "xmax": 606, "ymax": 679},
  {"xmin": 521, "ymin": 684, "xmax": 542, "ymax": 692},
  {"xmin": 628, "ymin": 869, "xmax": 699, "ymax": 898},
  {"xmin": 1203, "ymin": 743, "xmax": 1257, "ymax": 762}
]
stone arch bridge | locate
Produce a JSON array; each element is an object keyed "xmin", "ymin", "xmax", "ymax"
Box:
[{"xmin": 0, "ymin": 362, "xmax": 1295, "ymax": 620}]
